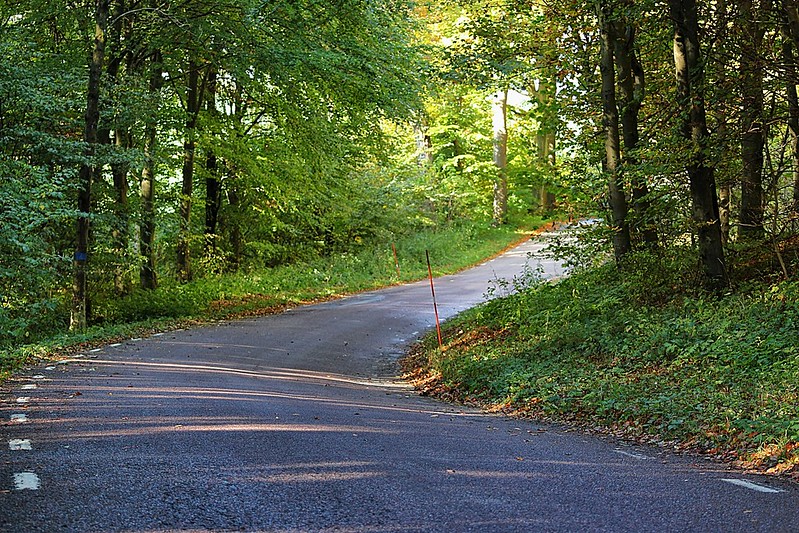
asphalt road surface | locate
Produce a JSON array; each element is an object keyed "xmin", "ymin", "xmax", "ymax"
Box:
[{"xmin": 2, "ymin": 228, "xmax": 798, "ymax": 532}]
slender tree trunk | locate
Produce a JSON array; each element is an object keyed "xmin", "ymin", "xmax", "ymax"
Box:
[
  {"xmin": 71, "ymin": 0, "xmax": 109, "ymax": 331},
  {"xmin": 670, "ymin": 0, "xmax": 727, "ymax": 290},
  {"xmin": 204, "ymin": 69, "xmax": 221, "ymax": 256},
  {"xmin": 719, "ymin": 181, "xmax": 731, "ymax": 245},
  {"xmin": 532, "ymin": 78, "xmax": 557, "ymax": 212},
  {"xmin": 177, "ymin": 60, "xmax": 201, "ymax": 282},
  {"xmin": 599, "ymin": 3, "xmax": 631, "ymax": 262},
  {"xmin": 111, "ymin": 128, "xmax": 132, "ymax": 294},
  {"xmin": 782, "ymin": 5, "xmax": 799, "ymax": 212},
  {"xmin": 98, "ymin": 0, "xmax": 132, "ymax": 295},
  {"xmin": 613, "ymin": 16, "xmax": 658, "ymax": 248},
  {"xmin": 140, "ymin": 51, "xmax": 162, "ymax": 290},
  {"xmin": 492, "ymin": 87, "xmax": 509, "ymax": 225},
  {"xmin": 738, "ymin": 0, "xmax": 767, "ymax": 240}
]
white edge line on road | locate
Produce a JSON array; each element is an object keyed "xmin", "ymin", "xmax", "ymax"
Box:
[
  {"xmin": 10, "ymin": 414, "xmax": 28, "ymax": 423},
  {"xmin": 13, "ymin": 472, "xmax": 40, "ymax": 490},
  {"xmin": 614, "ymin": 449, "xmax": 649, "ymax": 460},
  {"xmin": 721, "ymin": 478, "xmax": 783, "ymax": 493}
]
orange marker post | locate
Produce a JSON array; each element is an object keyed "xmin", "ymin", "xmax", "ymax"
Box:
[{"xmin": 426, "ymin": 250, "xmax": 443, "ymax": 348}]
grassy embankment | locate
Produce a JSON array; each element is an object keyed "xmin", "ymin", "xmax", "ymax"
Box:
[
  {"xmin": 0, "ymin": 218, "xmax": 546, "ymax": 379},
  {"xmin": 404, "ymin": 246, "xmax": 799, "ymax": 480}
]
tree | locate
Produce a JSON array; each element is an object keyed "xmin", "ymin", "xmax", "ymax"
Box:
[
  {"xmin": 669, "ymin": 0, "xmax": 727, "ymax": 289},
  {"xmin": 598, "ymin": 1, "xmax": 632, "ymax": 261},
  {"xmin": 71, "ymin": 0, "xmax": 110, "ymax": 330},
  {"xmin": 492, "ymin": 87, "xmax": 509, "ymax": 224},
  {"xmin": 737, "ymin": 0, "xmax": 768, "ymax": 240}
]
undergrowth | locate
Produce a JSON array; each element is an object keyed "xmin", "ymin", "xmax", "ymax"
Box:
[{"xmin": 404, "ymin": 246, "xmax": 799, "ymax": 479}]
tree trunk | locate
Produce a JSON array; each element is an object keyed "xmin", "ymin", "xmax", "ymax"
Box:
[
  {"xmin": 599, "ymin": 3, "xmax": 631, "ymax": 262},
  {"xmin": 669, "ymin": 0, "xmax": 727, "ymax": 290},
  {"xmin": 204, "ymin": 69, "xmax": 221, "ymax": 256},
  {"xmin": 71, "ymin": 0, "xmax": 109, "ymax": 331},
  {"xmin": 782, "ymin": 5, "xmax": 799, "ymax": 213},
  {"xmin": 613, "ymin": 17, "xmax": 658, "ymax": 248},
  {"xmin": 532, "ymin": 78, "xmax": 557, "ymax": 212},
  {"xmin": 140, "ymin": 51, "xmax": 162, "ymax": 290},
  {"xmin": 738, "ymin": 0, "xmax": 766, "ymax": 240},
  {"xmin": 111, "ymin": 128, "xmax": 132, "ymax": 294},
  {"xmin": 94, "ymin": 0, "xmax": 133, "ymax": 295},
  {"xmin": 492, "ymin": 87, "xmax": 508, "ymax": 225},
  {"xmin": 176, "ymin": 60, "xmax": 201, "ymax": 282},
  {"xmin": 719, "ymin": 180, "xmax": 731, "ymax": 245}
]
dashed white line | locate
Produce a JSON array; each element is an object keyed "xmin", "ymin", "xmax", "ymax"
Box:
[
  {"xmin": 89, "ymin": 348, "xmax": 102, "ymax": 353},
  {"xmin": 13, "ymin": 472, "xmax": 40, "ymax": 490},
  {"xmin": 21, "ymin": 384, "xmax": 37, "ymax": 390},
  {"xmin": 9, "ymin": 439, "xmax": 32, "ymax": 451},
  {"xmin": 10, "ymin": 414, "xmax": 28, "ymax": 424},
  {"xmin": 15, "ymin": 397, "xmax": 30, "ymax": 404},
  {"xmin": 31, "ymin": 375, "xmax": 45, "ymax": 379},
  {"xmin": 722, "ymin": 478, "xmax": 783, "ymax": 493},
  {"xmin": 110, "ymin": 343, "xmax": 122, "ymax": 347}
]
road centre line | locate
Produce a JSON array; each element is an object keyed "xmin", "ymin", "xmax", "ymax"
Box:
[
  {"xmin": 12, "ymin": 472, "xmax": 40, "ymax": 490},
  {"xmin": 9, "ymin": 439, "xmax": 32, "ymax": 451},
  {"xmin": 721, "ymin": 478, "xmax": 783, "ymax": 493}
]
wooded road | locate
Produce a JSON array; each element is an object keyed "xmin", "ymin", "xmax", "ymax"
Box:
[{"xmin": 2, "ymin": 229, "xmax": 797, "ymax": 532}]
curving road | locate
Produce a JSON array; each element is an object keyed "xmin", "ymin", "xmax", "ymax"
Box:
[{"xmin": 2, "ymin": 228, "xmax": 798, "ymax": 532}]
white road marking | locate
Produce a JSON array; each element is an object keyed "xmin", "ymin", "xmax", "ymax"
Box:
[
  {"xmin": 10, "ymin": 414, "xmax": 28, "ymax": 423},
  {"xmin": 32, "ymin": 375, "xmax": 45, "ymax": 379},
  {"xmin": 722, "ymin": 478, "xmax": 783, "ymax": 493},
  {"xmin": 45, "ymin": 366, "xmax": 56, "ymax": 371},
  {"xmin": 13, "ymin": 472, "xmax": 40, "ymax": 490},
  {"xmin": 131, "ymin": 338, "xmax": 142, "ymax": 342},
  {"xmin": 614, "ymin": 449, "xmax": 649, "ymax": 459},
  {"xmin": 9, "ymin": 439, "xmax": 32, "ymax": 451},
  {"xmin": 152, "ymin": 333, "xmax": 164, "ymax": 337},
  {"xmin": 89, "ymin": 348, "xmax": 102, "ymax": 353},
  {"xmin": 16, "ymin": 397, "xmax": 30, "ymax": 404},
  {"xmin": 110, "ymin": 343, "xmax": 122, "ymax": 347},
  {"xmin": 21, "ymin": 384, "xmax": 37, "ymax": 390}
]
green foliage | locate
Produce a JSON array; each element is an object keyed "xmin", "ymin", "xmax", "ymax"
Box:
[{"xmin": 416, "ymin": 247, "xmax": 799, "ymax": 469}]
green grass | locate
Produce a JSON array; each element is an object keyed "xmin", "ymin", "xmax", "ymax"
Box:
[
  {"xmin": 0, "ymin": 217, "xmax": 545, "ymax": 378},
  {"xmin": 405, "ymin": 247, "xmax": 799, "ymax": 479}
]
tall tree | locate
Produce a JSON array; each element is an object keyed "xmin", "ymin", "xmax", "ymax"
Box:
[
  {"xmin": 139, "ymin": 50, "xmax": 162, "ymax": 290},
  {"xmin": 72, "ymin": 0, "xmax": 110, "ymax": 330},
  {"xmin": 598, "ymin": 1, "xmax": 632, "ymax": 261},
  {"xmin": 176, "ymin": 59, "xmax": 203, "ymax": 282},
  {"xmin": 738, "ymin": 0, "xmax": 768, "ymax": 240},
  {"xmin": 492, "ymin": 87, "xmax": 509, "ymax": 225},
  {"xmin": 611, "ymin": 5, "xmax": 658, "ymax": 247},
  {"xmin": 669, "ymin": 0, "xmax": 727, "ymax": 289}
]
